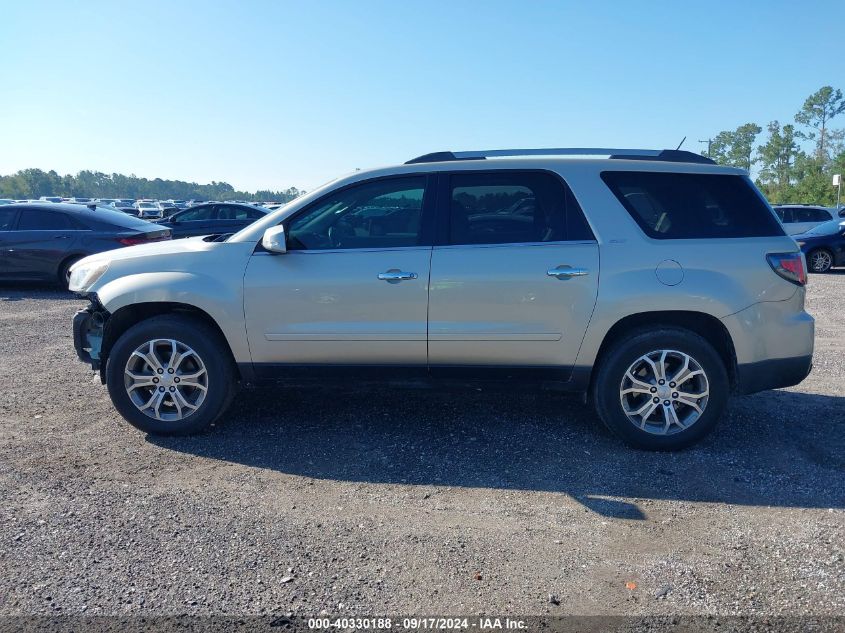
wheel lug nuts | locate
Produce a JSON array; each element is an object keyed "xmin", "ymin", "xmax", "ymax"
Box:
[
  {"xmin": 669, "ymin": 382, "xmax": 676, "ymax": 388},
  {"xmin": 158, "ymin": 386, "xmax": 165, "ymax": 392},
  {"xmin": 650, "ymin": 387, "xmax": 657, "ymax": 393},
  {"xmin": 174, "ymin": 377, "xmax": 180, "ymax": 383},
  {"xmin": 663, "ymin": 400, "xmax": 670, "ymax": 406},
  {"xmin": 653, "ymin": 397, "xmax": 659, "ymax": 403},
  {"xmin": 169, "ymin": 386, "xmax": 175, "ymax": 392},
  {"xmin": 153, "ymin": 377, "xmax": 159, "ymax": 383},
  {"xmin": 157, "ymin": 368, "xmax": 164, "ymax": 374},
  {"xmin": 672, "ymin": 392, "xmax": 679, "ymax": 398},
  {"xmin": 168, "ymin": 368, "xmax": 174, "ymax": 374},
  {"xmin": 658, "ymin": 379, "xmax": 665, "ymax": 385}
]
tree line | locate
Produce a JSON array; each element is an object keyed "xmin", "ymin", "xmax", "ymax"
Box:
[
  {"xmin": 704, "ymin": 85, "xmax": 845, "ymax": 206},
  {"xmin": 0, "ymin": 169, "xmax": 304, "ymax": 203}
]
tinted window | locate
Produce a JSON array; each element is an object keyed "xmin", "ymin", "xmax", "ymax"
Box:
[
  {"xmin": 176, "ymin": 206, "xmax": 215, "ymax": 222},
  {"xmin": 601, "ymin": 172, "xmax": 784, "ymax": 239},
  {"xmin": 792, "ymin": 207, "xmax": 831, "ymax": 223},
  {"xmin": 17, "ymin": 209, "xmax": 76, "ymax": 230},
  {"xmin": 217, "ymin": 205, "xmax": 262, "ymax": 220},
  {"xmin": 447, "ymin": 172, "xmax": 592, "ymax": 245},
  {"xmin": 288, "ymin": 177, "xmax": 426, "ymax": 250},
  {"xmin": 0, "ymin": 208, "xmax": 16, "ymax": 230}
]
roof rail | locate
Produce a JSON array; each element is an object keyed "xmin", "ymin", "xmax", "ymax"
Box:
[{"xmin": 405, "ymin": 148, "xmax": 715, "ymax": 165}]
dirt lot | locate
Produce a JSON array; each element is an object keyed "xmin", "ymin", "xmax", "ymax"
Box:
[{"xmin": 0, "ymin": 275, "xmax": 843, "ymax": 618}]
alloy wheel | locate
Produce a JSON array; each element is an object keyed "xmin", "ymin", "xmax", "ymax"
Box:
[
  {"xmin": 124, "ymin": 339, "xmax": 208, "ymax": 421},
  {"xmin": 810, "ymin": 250, "xmax": 832, "ymax": 273},
  {"xmin": 619, "ymin": 349, "xmax": 710, "ymax": 435}
]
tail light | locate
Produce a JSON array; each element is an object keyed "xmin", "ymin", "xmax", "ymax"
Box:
[{"xmin": 767, "ymin": 252, "xmax": 807, "ymax": 286}]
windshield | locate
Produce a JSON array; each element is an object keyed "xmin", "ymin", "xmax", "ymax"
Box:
[
  {"xmin": 137, "ymin": 202, "xmax": 156, "ymax": 209},
  {"xmin": 804, "ymin": 219, "xmax": 845, "ymax": 236}
]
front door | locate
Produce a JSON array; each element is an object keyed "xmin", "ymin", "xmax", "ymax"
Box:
[
  {"xmin": 427, "ymin": 170, "xmax": 599, "ymax": 376},
  {"xmin": 4, "ymin": 206, "xmax": 82, "ymax": 280},
  {"xmin": 243, "ymin": 175, "xmax": 434, "ymax": 369},
  {"xmin": 0, "ymin": 207, "xmax": 21, "ymax": 279}
]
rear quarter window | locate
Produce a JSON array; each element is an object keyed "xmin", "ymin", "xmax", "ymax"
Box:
[{"xmin": 601, "ymin": 172, "xmax": 784, "ymax": 239}]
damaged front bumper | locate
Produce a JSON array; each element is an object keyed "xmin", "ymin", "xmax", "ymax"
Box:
[{"xmin": 73, "ymin": 296, "xmax": 109, "ymax": 371}]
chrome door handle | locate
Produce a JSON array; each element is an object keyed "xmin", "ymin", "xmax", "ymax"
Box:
[
  {"xmin": 547, "ymin": 266, "xmax": 589, "ymax": 278},
  {"xmin": 378, "ymin": 270, "xmax": 418, "ymax": 282}
]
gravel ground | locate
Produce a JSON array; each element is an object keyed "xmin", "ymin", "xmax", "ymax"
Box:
[{"xmin": 0, "ymin": 276, "xmax": 843, "ymax": 618}]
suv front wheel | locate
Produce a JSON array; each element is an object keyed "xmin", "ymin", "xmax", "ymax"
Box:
[
  {"xmin": 105, "ymin": 315, "xmax": 236, "ymax": 435},
  {"xmin": 592, "ymin": 327, "xmax": 729, "ymax": 450}
]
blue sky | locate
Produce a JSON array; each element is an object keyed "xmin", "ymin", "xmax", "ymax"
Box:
[{"xmin": 1, "ymin": 0, "xmax": 842, "ymax": 192}]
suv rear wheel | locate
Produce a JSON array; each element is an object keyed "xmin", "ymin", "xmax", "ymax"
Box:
[
  {"xmin": 592, "ymin": 327, "xmax": 729, "ymax": 450},
  {"xmin": 105, "ymin": 315, "xmax": 236, "ymax": 435}
]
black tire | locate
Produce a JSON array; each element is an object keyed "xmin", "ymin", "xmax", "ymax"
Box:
[
  {"xmin": 592, "ymin": 327, "xmax": 729, "ymax": 451},
  {"xmin": 58, "ymin": 256, "xmax": 83, "ymax": 290},
  {"xmin": 807, "ymin": 248, "xmax": 833, "ymax": 273},
  {"xmin": 105, "ymin": 314, "xmax": 236, "ymax": 435}
]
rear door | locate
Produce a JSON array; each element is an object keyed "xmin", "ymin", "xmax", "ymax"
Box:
[
  {"xmin": 427, "ymin": 170, "xmax": 599, "ymax": 376},
  {"xmin": 4, "ymin": 207, "xmax": 83, "ymax": 280}
]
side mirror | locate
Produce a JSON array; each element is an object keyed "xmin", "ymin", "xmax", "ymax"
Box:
[{"xmin": 262, "ymin": 225, "xmax": 288, "ymax": 254}]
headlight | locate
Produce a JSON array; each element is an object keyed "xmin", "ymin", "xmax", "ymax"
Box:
[
  {"xmin": 68, "ymin": 261, "xmax": 109, "ymax": 292},
  {"xmin": 796, "ymin": 241, "xmax": 806, "ymax": 247}
]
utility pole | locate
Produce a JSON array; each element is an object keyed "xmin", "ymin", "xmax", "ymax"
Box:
[{"xmin": 698, "ymin": 138, "xmax": 713, "ymax": 158}]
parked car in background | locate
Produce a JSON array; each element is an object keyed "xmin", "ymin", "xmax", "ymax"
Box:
[
  {"xmin": 164, "ymin": 200, "xmax": 190, "ymax": 210},
  {"xmin": 773, "ymin": 204, "xmax": 836, "ymax": 235},
  {"xmin": 158, "ymin": 205, "xmax": 181, "ymax": 219},
  {"xmin": 69, "ymin": 147, "xmax": 813, "ymax": 450},
  {"xmin": 0, "ymin": 203, "xmax": 171, "ymax": 288},
  {"xmin": 69, "ymin": 197, "xmax": 93, "ymax": 204},
  {"xmin": 39, "ymin": 196, "xmax": 63, "ymax": 203},
  {"xmin": 155, "ymin": 202, "xmax": 267, "ymax": 238},
  {"xmin": 95, "ymin": 198, "xmax": 119, "ymax": 206},
  {"xmin": 792, "ymin": 218, "xmax": 845, "ymax": 273},
  {"xmin": 134, "ymin": 200, "xmax": 163, "ymax": 219}
]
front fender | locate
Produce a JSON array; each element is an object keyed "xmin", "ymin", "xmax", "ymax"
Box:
[{"xmin": 94, "ymin": 271, "xmax": 250, "ymax": 362}]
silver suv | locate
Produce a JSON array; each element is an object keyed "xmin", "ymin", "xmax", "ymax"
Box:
[{"xmin": 70, "ymin": 148, "xmax": 814, "ymax": 450}]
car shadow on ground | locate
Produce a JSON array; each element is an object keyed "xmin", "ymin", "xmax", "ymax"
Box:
[
  {"xmin": 0, "ymin": 283, "xmax": 78, "ymax": 301},
  {"xmin": 148, "ymin": 384, "xmax": 845, "ymax": 518}
]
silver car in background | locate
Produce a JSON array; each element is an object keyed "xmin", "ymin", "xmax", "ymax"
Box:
[
  {"xmin": 69, "ymin": 148, "xmax": 814, "ymax": 450},
  {"xmin": 134, "ymin": 200, "xmax": 163, "ymax": 219}
]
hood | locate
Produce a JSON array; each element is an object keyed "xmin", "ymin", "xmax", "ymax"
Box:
[
  {"xmin": 793, "ymin": 221, "xmax": 845, "ymax": 240},
  {"xmin": 77, "ymin": 236, "xmax": 219, "ymax": 267}
]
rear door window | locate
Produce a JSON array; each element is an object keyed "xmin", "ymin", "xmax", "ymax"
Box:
[
  {"xmin": 792, "ymin": 207, "xmax": 831, "ymax": 223},
  {"xmin": 601, "ymin": 172, "xmax": 784, "ymax": 239},
  {"xmin": 446, "ymin": 171, "xmax": 593, "ymax": 245}
]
